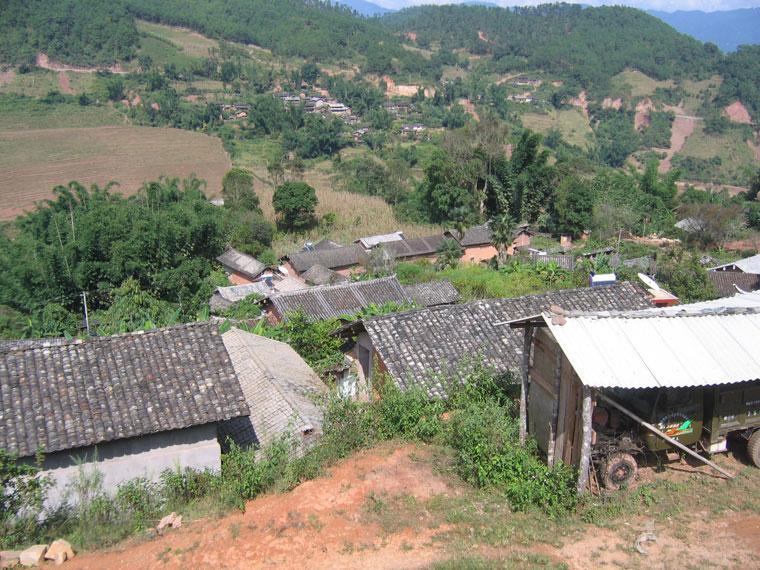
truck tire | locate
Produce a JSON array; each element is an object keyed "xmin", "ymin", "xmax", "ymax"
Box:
[
  {"xmin": 601, "ymin": 452, "xmax": 638, "ymax": 490},
  {"xmin": 748, "ymin": 430, "xmax": 760, "ymax": 468}
]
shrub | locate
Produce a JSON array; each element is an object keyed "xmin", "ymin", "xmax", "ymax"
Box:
[
  {"xmin": 448, "ymin": 398, "xmax": 577, "ymax": 517},
  {"xmin": 0, "ymin": 450, "xmax": 50, "ymax": 545},
  {"xmin": 220, "ymin": 438, "xmax": 291, "ymax": 508},
  {"xmin": 374, "ymin": 381, "xmax": 444, "ymax": 442},
  {"xmin": 114, "ymin": 478, "xmax": 162, "ymax": 530}
]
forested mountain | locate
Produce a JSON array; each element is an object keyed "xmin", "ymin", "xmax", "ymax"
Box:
[
  {"xmin": 647, "ymin": 8, "xmax": 760, "ymax": 53},
  {"xmin": 123, "ymin": 0, "xmax": 424, "ymax": 70},
  {"xmin": 0, "ymin": 0, "xmax": 139, "ymax": 66},
  {"xmin": 382, "ymin": 4, "xmax": 720, "ymax": 90}
]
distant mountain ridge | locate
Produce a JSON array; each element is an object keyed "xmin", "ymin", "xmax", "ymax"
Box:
[
  {"xmin": 335, "ymin": 0, "xmax": 391, "ymax": 16},
  {"xmin": 647, "ymin": 8, "xmax": 760, "ymax": 52}
]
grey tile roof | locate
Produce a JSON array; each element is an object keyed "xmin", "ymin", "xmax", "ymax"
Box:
[
  {"xmin": 217, "ymin": 248, "xmax": 267, "ymax": 280},
  {"xmin": 531, "ymin": 252, "xmax": 576, "ymax": 271},
  {"xmin": 287, "ymin": 244, "xmax": 365, "ymax": 273},
  {"xmin": 708, "ymin": 271, "xmax": 760, "ymax": 297},
  {"xmin": 311, "ymin": 238, "xmax": 343, "ymax": 251},
  {"xmin": 385, "ymin": 234, "xmax": 447, "ymax": 259},
  {"xmin": 301, "ymin": 264, "xmax": 348, "ymax": 286},
  {"xmin": 362, "ymin": 282, "xmax": 652, "ymax": 398},
  {"xmin": 0, "ymin": 323, "xmax": 249, "ymax": 458},
  {"xmin": 210, "ymin": 282, "xmax": 271, "ymax": 312},
  {"xmin": 454, "ymin": 224, "xmax": 493, "ymax": 247},
  {"xmin": 270, "ymin": 276, "xmax": 411, "ymax": 321},
  {"xmin": 219, "ymin": 329, "xmax": 327, "ymax": 454},
  {"xmin": 403, "ymin": 280, "xmax": 460, "ymax": 307}
]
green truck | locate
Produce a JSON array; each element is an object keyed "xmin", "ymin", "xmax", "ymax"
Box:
[{"xmin": 592, "ymin": 381, "xmax": 760, "ymax": 489}]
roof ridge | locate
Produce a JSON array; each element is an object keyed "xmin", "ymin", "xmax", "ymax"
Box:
[{"xmin": 0, "ymin": 321, "xmax": 216, "ymax": 354}]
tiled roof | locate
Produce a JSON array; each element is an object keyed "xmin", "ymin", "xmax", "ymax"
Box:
[
  {"xmin": 270, "ymin": 276, "xmax": 411, "ymax": 321},
  {"xmin": 210, "ymin": 283, "xmax": 270, "ymax": 312},
  {"xmin": 708, "ymin": 271, "xmax": 760, "ymax": 297},
  {"xmin": 403, "ymin": 280, "xmax": 460, "ymax": 307},
  {"xmin": 385, "ymin": 234, "xmax": 447, "ymax": 259},
  {"xmin": 287, "ymin": 244, "xmax": 365, "ymax": 273},
  {"xmin": 0, "ymin": 323, "xmax": 249, "ymax": 458},
  {"xmin": 219, "ymin": 329, "xmax": 327, "ymax": 453},
  {"xmin": 311, "ymin": 238, "xmax": 343, "ymax": 251},
  {"xmin": 454, "ymin": 224, "xmax": 492, "ymax": 247},
  {"xmin": 217, "ymin": 248, "xmax": 267, "ymax": 280},
  {"xmin": 362, "ymin": 282, "xmax": 652, "ymax": 398},
  {"xmin": 302, "ymin": 264, "xmax": 348, "ymax": 286},
  {"xmin": 531, "ymin": 252, "xmax": 576, "ymax": 271}
]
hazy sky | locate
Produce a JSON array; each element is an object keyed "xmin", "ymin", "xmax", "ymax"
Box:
[{"xmin": 374, "ymin": 1, "xmax": 760, "ymax": 11}]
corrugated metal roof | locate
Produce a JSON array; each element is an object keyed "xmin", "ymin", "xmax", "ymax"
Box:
[
  {"xmin": 544, "ymin": 309, "xmax": 760, "ymax": 389},
  {"xmin": 651, "ymin": 291, "xmax": 760, "ymax": 314},
  {"xmin": 709, "ymin": 254, "xmax": 760, "ymax": 274},
  {"xmin": 356, "ymin": 232, "xmax": 404, "ymax": 249}
]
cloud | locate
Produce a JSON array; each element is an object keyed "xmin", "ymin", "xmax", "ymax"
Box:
[{"xmin": 374, "ymin": 1, "xmax": 760, "ymax": 12}]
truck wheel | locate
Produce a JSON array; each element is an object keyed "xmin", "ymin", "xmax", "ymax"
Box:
[
  {"xmin": 748, "ymin": 430, "xmax": 760, "ymax": 468},
  {"xmin": 601, "ymin": 453, "xmax": 638, "ymax": 490}
]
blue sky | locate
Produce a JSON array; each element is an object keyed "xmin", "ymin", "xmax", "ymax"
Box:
[{"xmin": 373, "ymin": 1, "xmax": 760, "ymax": 11}]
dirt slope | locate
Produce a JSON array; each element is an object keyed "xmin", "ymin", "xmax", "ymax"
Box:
[{"xmin": 66, "ymin": 444, "xmax": 760, "ymax": 570}]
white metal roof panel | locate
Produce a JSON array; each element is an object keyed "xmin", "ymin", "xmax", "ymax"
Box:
[
  {"xmin": 545, "ymin": 311, "xmax": 760, "ymax": 389},
  {"xmin": 709, "ymin": 254, "xmax": 760, "ymax": 274}
]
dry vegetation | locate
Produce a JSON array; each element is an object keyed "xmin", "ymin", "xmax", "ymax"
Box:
[
  {"xmin": 522, "ymin": 108, "xmax": 593, "ymax": 148},
  {"xmin": 0, "ymin": 126, "xmax": 230, "ymax": 219}
]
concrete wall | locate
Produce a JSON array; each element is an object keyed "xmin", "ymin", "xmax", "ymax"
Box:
[{"xmin": 30, "ymin": 424, "xmax": 221, "ymax": 510}]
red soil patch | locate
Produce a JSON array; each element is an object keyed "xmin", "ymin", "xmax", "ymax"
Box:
[
  {"xmin": 568, "ymin": 91, "xmax": 588, "ymax": 118},
  {"xmin": 458, "ymin": 98, "xmax": 480, "ymax": 122},
  {"xmin": 634, "ymin": 97, "xmax": 654, "ymax": 131},
  {"xmin": 602, "ymin": 97, "xmax": 622, "ymax": 110},
  {"xmin": 57, "ymin": 72, "xmax": 73, "ymax": 94},
  {"xmin": 404, "ymin": 32, "xmax": 418, "ymax": 43},
  {"xmin": 659, "ymin": 109, "xmax": 697, "ymax": 173},
  {"xmin": 67, "ymin": 444, "xmax": 456, "ymax": 570},
  {"xmin": 383, "ymin": 75, "xmax": 421, "ymax": 98},
  {"xmin": 724, "ymin": 101, "xmax": 753, "ymax": 124}
]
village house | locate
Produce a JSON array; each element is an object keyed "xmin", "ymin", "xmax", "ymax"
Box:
[
  {"xmin": 384, "ymin": 234, "xmax": 448, "ymax": 263},
  {"xmin": 445, "ymin": 224, "xmax": 498, "ymax": 263},
  {"xmin": 283, "ymin": 243, "xmax": 366, "ymax": 279},
  {"xmin": 400, "ymin": 123, "xmax": 427, "ymax": 139},
  {"xmin": 402, "ymin": 280, "xmax": 460, "ymax": 307},
  {"xmin": 217, "ymin": 247, "xmax": 269, "ymax": 285},
  {"xmin": 508, "ymin": 94, "xmax": 534, "ymax": 103},
  {"xmin": 511, "ymin": 76, "xmax": 542, "ymax": 87},
  {"xmin": 709, "ymin": 253, "xmax": 760, "ymax": 274},
  {"xmin": 209, "ymin": 277, "xmax": 307, "ymax": 313},
  {"xmin": 355, "ymin": 231, "xmax": 405, "ymax": 251},
  {"xmin": 708, "ymin": 271, "xmax": 760, "ymax": 297},
  {"xmin": 301, "ymin": 264, "xmax": 348, "ymax": 286},
  {"xmin": 261, "ymin": 276, "xmax": 412, "ymax": 323},
  {"xmin": 531, "ymin": 251, "xmax": 576, "ymax": 271},
  {"xmin": 0, "ymin": 323, "xmax": 331, "ymax": 508},
  {"xmin": 0, "ymin": 323, "xmax": 250, "ymax": 508},
  {"xmin": 338, "ymin": 282, "xmax": 652, "ymax": 397},
  {"xmin": 509, "ymin": 306, "xmax": 760, "ymax": 491},
  {"xmin": 219, "ymin": 328, "xmax": 327, "ymax": 456}
]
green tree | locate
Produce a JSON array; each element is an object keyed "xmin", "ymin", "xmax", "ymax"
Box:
[
  {"xmin": 489, "ymin": 214, "xmax": 514, "ymax": 266},
  {"xmin": 222, "ymin": 168, "xmax": 260, "ymax": 212},
  {"xmin": 272, "ymin": 181, "xmax": 318, "ymax": 232},
  {"xmin": 436, "ymin": 238, "xmax": 463, "ymax": 270},
  {"xmin": 552, "ymin": 176, "xmax": 595, "ymax": 237}
]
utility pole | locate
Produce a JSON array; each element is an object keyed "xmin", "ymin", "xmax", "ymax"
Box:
[{"xmin": 81, "ymin": 292, "xmax": 90, "ymax": 336}]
